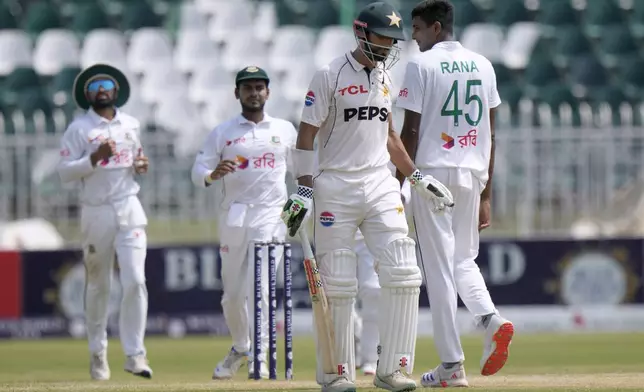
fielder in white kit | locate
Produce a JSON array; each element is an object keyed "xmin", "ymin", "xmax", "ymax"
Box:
[
  {"xmin": 395, "ymin": 0, "xmax": 514, "ymax": 387},
  {"xmin": 281, "ymin": 2, "xmax": 454, "ymax": 391},
  {"xmin": 191, "ymin": 66, "xmax": 297, "ymax": 380},
  {"xmin": 57, "ymin": 64, "xmax": 153, "ymax": 380}
]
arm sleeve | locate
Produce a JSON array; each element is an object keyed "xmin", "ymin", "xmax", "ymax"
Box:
[
  {"xmin": 489, "ymin": 65, "xmax": 502, "ymax": 109},
  {"xmin": 191, "ymin": 129, "xmax": 222, "ymax": 188},
  {"xmin": 285, "ymin": 122, "xmax": 298, "ymax": 175},
  {"xmin": 300, "ymin": 67, "xmax": 332, "ymax": 127},
  {"xmin": 57, "ymin": 125, "xmax": 94, "ymax": 183},
  {"xmin": 395, "ymin": 60, "xmax": 425, "ymax": 114}
]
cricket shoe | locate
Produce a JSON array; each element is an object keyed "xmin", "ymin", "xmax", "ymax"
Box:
[
  {"xmin": 247, "ymin": 359, "xmax": 269, "ymax": 379},
  {"xmin": 124, "ymin": 354, "xmax": 153, "ymax": 379},
  {"xmin": 480, "ymin": 315, "xmax": 514, "ymax": 376},
  {"xmin": 321, "ymin": 376, "xmax": 357, "ymax": 392},
  {"xmin": 420, "ymin": 363, "xmax": 468, "ymax": 388},
  {"xmin": 362, "ymin": 362, "xmax": 377, "ymax": 376},
  {"xmin": 90, "ymin": 351, "xmax": 110, "ymax": 381},
  {"xmin": 374, "ymin": 370, "xmax": 417, "ymax": 391},
  {"xmin": 212, "ymin": 347, "xmax": 248, "ymax": 380}
]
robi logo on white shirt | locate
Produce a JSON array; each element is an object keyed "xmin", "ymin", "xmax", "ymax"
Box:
[{"xmin": 235, "ymin": 153, "xmax": 277, "ymax": 171}]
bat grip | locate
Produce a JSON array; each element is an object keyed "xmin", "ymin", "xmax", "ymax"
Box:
[{"xmin": 298, "ymin": 229, "xmax": 314, "ymax": 260}]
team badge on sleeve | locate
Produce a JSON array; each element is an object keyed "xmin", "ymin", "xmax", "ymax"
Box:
[{"xmin": 305, "ymin": 91, "xmax": 315, "ymax": 107}]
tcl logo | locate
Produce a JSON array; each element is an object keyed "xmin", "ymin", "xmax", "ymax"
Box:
[
  {"xmin": 344, "ymin": 106, "xmax": 388, "ymax": 122},
  {"xmin": 338, "ymin": 85, "xmax": 368, "ymax": 96}
]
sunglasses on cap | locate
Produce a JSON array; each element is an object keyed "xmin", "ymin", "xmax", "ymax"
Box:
[{"xmin": 87, "ymin": 79, "xmax": 116, "ymax": 92}]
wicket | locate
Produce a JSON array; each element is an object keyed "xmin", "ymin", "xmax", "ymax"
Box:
[{"xmin": 253, "ymin": 240, "xmax": 293, "ymax": 380}]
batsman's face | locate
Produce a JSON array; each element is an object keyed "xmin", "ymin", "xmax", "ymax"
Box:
[
  {"xmin": 411, "ymin": 16, "xmax": 440, "ymax": 52},
  {"xmin": 366, "ymin": 32, "xmax": 395, "ymax": 62},
  {"xmin": 86, "ymin": 78, "xmax": 118, "ymax": 109},
  {"xmin": 236, "ymin": 80, "xmax": 269, "ymax": 112}
]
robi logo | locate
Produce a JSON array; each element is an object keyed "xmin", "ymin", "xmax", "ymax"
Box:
[
  {"xmin": 399, "ymin": 88, "xmax": 408, "ymax": 98},
  {"xmin": 344, "ymin": 106, "xmax": 388, "ymax": 122},
  {"xmin": 338, "ymin": 85, "xmax": 368, "ymax": 96},
  {"xmin": 235, "ymin": 155, "xmax": 249, "ymax": 169}
]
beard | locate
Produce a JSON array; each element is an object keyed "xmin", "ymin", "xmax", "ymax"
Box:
[{"xmin": 90, "ymin": 97, "xmax": 115, "ymax": 110}]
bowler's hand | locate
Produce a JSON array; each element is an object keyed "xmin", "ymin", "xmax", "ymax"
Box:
[
  {"xmin": 134, "ymin": 149, "xmax": 149, "ymax": 174},
  {"xmin": 210, "ymin": 159, "xmax": 237, "ymax": 181},
  {"xmin": 479, "ymin": 198, "xmax": 491, "ymax": 231}
]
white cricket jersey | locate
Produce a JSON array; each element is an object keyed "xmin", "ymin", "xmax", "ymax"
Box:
[
  {"xmin": 396, "ymin": 41, "xmax": 501, "ymax": 184},
  {"xmin": 191, "ymin": 113, "xmax": 297, "ymax": 209},
  {"xmin": 301, "ymin": 52, "xmax": 394, "ymax": 173},
  {"xmin": 57, "ymin": 108, "xmax": 143, "ymax": 206}
]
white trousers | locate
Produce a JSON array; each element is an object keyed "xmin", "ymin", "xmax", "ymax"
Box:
[
  {"xmin": 218, "ymin": 204, "xmax": 286, "ymax": 362},
  {"xmin": 354, "ymin": 232, "xmax": 380, "ymax": 366},
  {"xmin": 81, "ymin": 196, "xmax": 148, "ymax": 357},
  {"xmin": 411, "ymin": 168, "xmax": 496, "ymax": 363}
]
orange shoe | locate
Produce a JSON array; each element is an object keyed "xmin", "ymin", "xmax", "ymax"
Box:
[{"xmin": 480, "ymin": 315, "xmax": 514, "ymax": 376}]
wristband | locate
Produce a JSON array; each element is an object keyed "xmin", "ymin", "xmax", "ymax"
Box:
[
  {"xmin": 408, "ymin": 169, "xmax": 423, "ymax": 185},
  {"xmin": 205, "ymin": 171, "xmax": 214, "ymax": 185},
  {"xmin": 297, "ymin": 185, "xmax": 313, "ymax": 199},
  {"xmin": 292, "ymin": 148, "xmax": 316, "ymax": 179}
]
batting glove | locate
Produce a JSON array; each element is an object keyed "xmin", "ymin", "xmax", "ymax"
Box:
[
  {"xmin": 408, "ymin": 169, "xmax": 454, "ymax": 212},
  {"xmin": 281, "ymin": 185, "xmax": 313, "ymax": 237}
]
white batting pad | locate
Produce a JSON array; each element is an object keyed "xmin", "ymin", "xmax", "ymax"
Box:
[
  {"xmin": 316, "ymin": 250, "xmax": 359, "ymax": 382},
  {"xmin": 375, "ymin": 238, "xmax": 422, "ymax": 376}
]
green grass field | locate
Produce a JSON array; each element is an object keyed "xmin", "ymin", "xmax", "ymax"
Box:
[{"xmin": 1, "ymin": 333, "xmax": 643, "ymax": 391}]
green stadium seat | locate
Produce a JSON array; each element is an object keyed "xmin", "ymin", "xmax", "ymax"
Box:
[
  {"xmin": 121, "ymin": 1, "xmax": 162, "ymax": 31},
  {"xmin": 537, "ymin": 0, "xmax": 577, "ymax": 28},
  {"xmin": 489, "ymin": 0, "xmax": 532, "ymax": 26},
  {"xmin": 618, "ymin": 58, "xmax": 644, "ymax": 100},
  {"xmin": 23, "ymin": 1, "xmax": 62, "ymax": 36},
  {"xmin": 597, "ymin": 26, "xmax": 639, "ymax": 68},
  {"xmin": 50, "ymin": 66, "xmax": 81, "ymax": 107},
  {"xmin": 453, "ymin": 0, "xmax": 484, "ymax": 28},
  {"xmin": 0, "ymin": 3, "xmax": 18, "ymax": 29},
  {"xmin": 0, "ymin": 99, "xmax": 15, "ymax": 134},
  {"xmin": 630, "ymin": 1, "xmax": 644, "ymax": 39},
  {"xmin": 569, "ymin": 54, "xmax": 609, "ymax": 90},
  {"xmin": 15, "ymin": 89, "xmax": 55, "ymax": 134},
  {"xmin": 583, "ymin": 0, "xmax": 624, "ymax": 38},
  {"xmin": 3, "ymin": 68, "xmax": 42, "ymax": 105},
  {"xmin": 552, "ymin": 26, "xmax": 593, "ymax": 68},
  {"xmin": 523, "ymin": 58, "xmax": 561, "ymax": 94},
  {"xmin": 71, "ymin": 4, "xmax": 110, "ymax": 35}
]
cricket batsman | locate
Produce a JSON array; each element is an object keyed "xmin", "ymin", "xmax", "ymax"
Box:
[
  {"xmin": 191, "ymin": 66, "xmax": 297, "ymax": 380},
  {"xmin": 396, "ymin": 0, "xmax": 514, "ymax": 387},
  {"xmin": 56, "ymin": 64, "xmax": 152, "ymax": 380},
  {"xmin": 281, "ymin": 2, "xmax": 454, "ymax": 391}
]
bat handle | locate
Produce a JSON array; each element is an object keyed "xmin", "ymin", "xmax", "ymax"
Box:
[{"xmin": 298, "ymin": 229, "xmax": 314, "ymax": 260}]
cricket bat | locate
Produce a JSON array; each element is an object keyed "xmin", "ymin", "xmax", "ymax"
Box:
[{"xmin": 298, "ymin": 229, "xmax": 336, "ymax": 375}]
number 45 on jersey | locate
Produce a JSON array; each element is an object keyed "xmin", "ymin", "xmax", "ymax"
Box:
[{"xmin": 441, "ymin": 79, "xmax": 483, "ymax": 127}]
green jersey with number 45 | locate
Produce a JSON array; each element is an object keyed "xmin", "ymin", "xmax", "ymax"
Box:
[{"xmin": 395, "ymin": 41, "xmax": 501, "ymax": 186}]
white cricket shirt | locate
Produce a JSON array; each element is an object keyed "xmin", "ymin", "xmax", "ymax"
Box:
[
  {"xmin": 191, "ymin": 113, "xmax": 297, "ymax": 209},
  {"xmin": 301, "ymin": 52, "xmax": 394, "ymax": 173},
  {"xmin": 396, "ymin": 41, "xmax": 501, "ymax": 184},
  {"xmin": 57, "ymin": 108, "xmax": 143, "ymax": 206}
]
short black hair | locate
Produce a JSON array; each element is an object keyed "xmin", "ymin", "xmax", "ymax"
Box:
[{"xmin": 411, "ymin": 0, "xmax": 454, "ymax": 34}]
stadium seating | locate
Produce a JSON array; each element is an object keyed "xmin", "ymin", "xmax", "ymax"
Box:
[
  {"xmin": 0, "ymin": 0, "xmax": 640, "ymax": 140},
  {"xmin": 0, "ymin": 0, "xmax": 641, "ymax": 237}
]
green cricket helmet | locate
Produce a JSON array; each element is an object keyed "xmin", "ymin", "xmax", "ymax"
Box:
[{"xmin": 354, "ymin": 1, "xmax": 407, "ymax": 70}]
